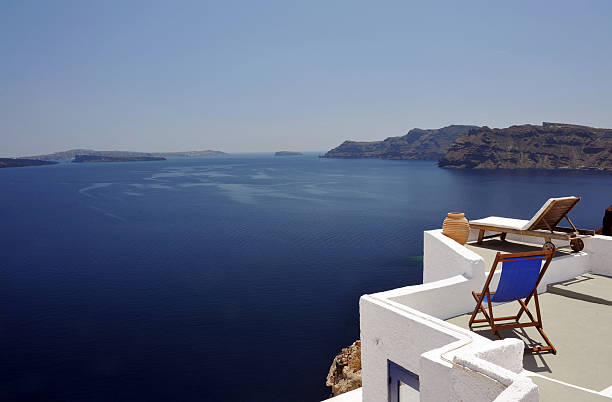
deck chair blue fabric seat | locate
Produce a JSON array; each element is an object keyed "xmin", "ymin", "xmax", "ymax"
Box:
[{"xmin": 469, "ymin": 250, "xmax": 556, "ymax": 354}]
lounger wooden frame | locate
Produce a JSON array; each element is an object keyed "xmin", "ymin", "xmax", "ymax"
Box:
[
  {"xmin": 469, "ymin": 250, "xmax": 556, "ymax": 354},
  {"xmin": 470, "ymin": 197, "xmax": 594, "ymax": 251}
]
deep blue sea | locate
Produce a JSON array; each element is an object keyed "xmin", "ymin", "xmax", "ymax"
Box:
[{"xmin": 1, "ymin": 154, "xmax": 611, "ymax": 401}]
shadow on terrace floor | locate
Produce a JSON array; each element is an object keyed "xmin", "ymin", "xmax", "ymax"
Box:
[{"xmin": 446, "ymin": 273, "xmax": 612, "ymax": 393}]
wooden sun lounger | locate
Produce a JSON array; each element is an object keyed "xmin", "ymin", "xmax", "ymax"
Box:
[{"xmin": 469, "ymin": 197, "xmax": 594, "ymax": 252}]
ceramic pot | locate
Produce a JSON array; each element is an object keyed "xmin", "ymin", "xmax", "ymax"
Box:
[{"xmin": 442, "ymin": 212, "xmax": 469, "ymax": 245}]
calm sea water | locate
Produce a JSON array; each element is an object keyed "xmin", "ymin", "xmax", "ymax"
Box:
[{"xmin": 1, "ymin": 154, "xmax": 611, "ymax": 401}]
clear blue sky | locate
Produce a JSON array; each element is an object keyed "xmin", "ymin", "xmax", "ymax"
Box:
[{"xmin": 2, "ymin": 0, "xmax": 612, "ymax": 156}]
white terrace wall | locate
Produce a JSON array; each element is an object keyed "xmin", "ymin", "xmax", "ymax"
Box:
[
  {"xmin": 357, "ymin": 230, "xmax": 611, "ymax": 402},
  {"xmin": 360, "ymin": 296, "xmax": 538, "ymax": 402},
  {"xmin": 424, "ymin": 230, "xmax": 485, "ymax": 283},
  {"xmin": 412, "ymin": 230, "xmax": 488, "ymax": 318},
  {"xmin": 384, "ymin": 275, "xmax": 483, "ymax": 320},
  {"xmin": 360, "ymin": 296, "xmax": 461, "ymax": 402},
  {"xmin": 418, "ymin": 338, "xmax": 536, "ymax": 402},
  {"xmin": 407, "ymin": 229, "xmax": 594, "ymax": 321},
  {"xmin": 584, "ymin": 235, "xmax": 612, "ymax": 277}
]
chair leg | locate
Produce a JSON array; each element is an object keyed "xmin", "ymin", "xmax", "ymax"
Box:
[
  {"xmin": 531, "ymin": 327, "xmax": 557, "ymax": 354},
  {"xmin": 469, "ymin": 291, "xmax": 487, "ymax": 327},
  {"xmin": 534, "ymin": 292, "xmax": 543, "ymax": 325},
  {"xmin": 517, "ymin": 291, "xmax": 535, "ymax": 321},
  {"xmin": 518, "ymin": 297, "xmax": 557, "ymax": 354},
  {"xmin": 486, "ymin": 291, "xmax": 501, "ymax": 339},
  {"xmin": 532, "ymin": 293, "xmax": 556, "ymax": 354},
  {"xmin": 517, "ymin": 299, "xmax": 538, "ymax": 325},
  {"xmin": 471, "ymin": 292, "xmax": 496, "ymax": 325}
]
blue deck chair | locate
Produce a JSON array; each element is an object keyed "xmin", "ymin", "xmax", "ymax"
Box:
[{"xmin": 469, "ymin": 249, "xmax": 556, "ymax": 354}]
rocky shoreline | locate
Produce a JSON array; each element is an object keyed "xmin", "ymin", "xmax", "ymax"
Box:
[{"xmin": 326, "ymin": 340, "xmax": 362, "ymax": 397}]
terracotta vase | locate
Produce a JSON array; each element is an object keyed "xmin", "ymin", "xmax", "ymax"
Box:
[{"xmin": 442, "ymin": 212, "xmax": 470, "ymax": 245}]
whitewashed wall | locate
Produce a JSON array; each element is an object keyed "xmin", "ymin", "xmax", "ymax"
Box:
[
  {"xmin": 354, "ymin": 229, "xmax": 611, "ymax": 402},
  {"xmin": 360, "ymin": 296, "xmax": 539, "ymax": 402},
  {"xmin": 359, "ymin": 296, "xmax": 461, "ymax": 402},
  {"xmin": 423, "ymin": 230, "xmax": 485, "ymax": 283},
  {"xmin": 585, "ymin": 235, "xmax": 612, "ymax": 277}
]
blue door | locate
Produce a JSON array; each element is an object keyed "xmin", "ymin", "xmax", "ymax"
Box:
[{"xmin": 388, "ymin": 360, "xmax": 419, "ymax": 402}]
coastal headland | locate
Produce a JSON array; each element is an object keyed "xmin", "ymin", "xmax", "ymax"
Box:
[
  {"xmin": 322, "ymin": 125, "xmax": 477, "ymax": 161},
  {"xmin": 439, "ymin": 122, "xmax": 612, "ymax": 170},
  {"xmin": 323, "ymin": 122, "xmax": 612, "ymax": 170}
]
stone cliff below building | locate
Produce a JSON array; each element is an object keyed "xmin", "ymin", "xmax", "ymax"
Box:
[
  {"xmin": 439, "ymin": 123, "xmax": 612, "ymax": 170},
  {"xmin": 322, "ymin": 125, "xmax": 478, "ymax": 160},
  {"xmin": 326, "ymin": 340, "xmax": 362, "ymax": 397}
]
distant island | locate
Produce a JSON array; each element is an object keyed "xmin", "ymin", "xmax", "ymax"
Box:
[
  {"xmin": 439, "ymin": 123, "xmax": 612, "ymax": 170},
  {"xmin": 72, "ymin": 155, "xmax": 166, "ymax": 163},
  {"xmin": 0, "ymin": 158, "xmax": 58, "ymax": 169},
  {"xmin": 321, "ymin": 125, "xmax": 477, "ymax": 160},
  {"xmin": 323, "ymin": 122, "xmax": 612, "ymax": 170},
  {"xmin": 21, "ymin": 149, "xmax": 227, "ymax": 161},
  {"xmin": 275, "ymin": 151, "xmax": 303, "ymax": 156}
]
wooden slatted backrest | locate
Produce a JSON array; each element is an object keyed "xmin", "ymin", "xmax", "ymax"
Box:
[{"xmin": 527, "ymin": 197, "xmax": 580, "ymax": 230}]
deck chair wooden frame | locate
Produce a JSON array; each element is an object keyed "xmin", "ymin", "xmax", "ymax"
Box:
[
  {"xmin": 469, "ymin": 249, "xmax": 556, "ymax": 354},
  {"xmin": 470, "ymin": 197, "xmax": 594, "ymax": 252}
]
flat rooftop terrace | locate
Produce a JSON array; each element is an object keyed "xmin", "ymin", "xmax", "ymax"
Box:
[{"xmin": 446, "ymin": 270, "xmax": 612, "ymax": 398}]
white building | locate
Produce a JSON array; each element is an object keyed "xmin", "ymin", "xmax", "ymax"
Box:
[{"xmin": 325, "ymin": 228, "xmax": 612, "ymax": 401}]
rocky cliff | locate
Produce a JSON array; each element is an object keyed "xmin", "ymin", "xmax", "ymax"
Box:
[
  {"xmin": 322, "ymin": 125, "xmax": 478, "ymax": 160},
  {"xmin": 438, "ymin": 123, "xmax": 612, "ymax": 170},
  {"xmin": 326, "ymin": 340, "xmax": 362, "ymax": 397}
]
